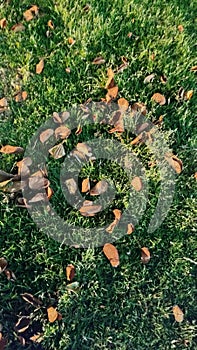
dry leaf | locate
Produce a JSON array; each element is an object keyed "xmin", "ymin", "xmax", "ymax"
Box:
[
  {"xmin": 55, "ymin": 126, "xmax": 71, "ymax": 139},
  {"xmin": 131, "ymin": 177, "xmax": 143, "ymax": 191},
  {"xmin": 127, "ymin": 32, "xmax": 133, "ymax": 38},
  {"xmin": 65, "ymin": 178, "xmax": 77, "ymax": 195},
  {"xmin": 4, "ymin": 268, "xmax": 16, "ymax": 281},
  {"xmin": 0, "ymin": 18, "xmax": 7, "ymax": 29},
  {"xmin": 194, "ymin": 172, "xmax": 197, "ymax": 180},
  {"xmin": 113, "ymin": 209, "xmax": 122, "ymax": 221},
  {"xmin": 47, "ymin": 20, "xmax": 54, "ymax": 29},
  {"xmin": 151, "ymin": 93, "xmax": 166, "ymax": 105},
  {"xmin": 103, "ymin": 243, "xmax": 120, "ymax": 267},
  {"xmin": 29, "ymin": 333, "xmax": 43, "ymax": 343},
  {"xmin": 0, "ymin": 98, "xmax": 8, "ymax": 108},
  {"xmin": 160, "ymin": 74, "xmax": 167, "ymax": 84},
  {"xmin": 106, "ymin": 219, "xmax": 119, "ymax": 233},
  {"xmin": 190, "ymin": 65, "xmax": 197, "ymax": 72},
  {"xmin": 92, "ymin": 56, "xmax": 105, "ymax": 65},
  {"xmin": 65, "ymin": 67, "xmax": 71, "ymax": 73},
  {"xmin": 184, "ymin": 90, "xmax": 193, "ymax": 100},
  {"xmin": 141, "ymin": 247, "xmax": 151, "ymax": 264},
  {"xmin": 178, "ymin": 25, "xmax": 184, "ymax": 32},
  {"xmin": 106, "ymin": 86, "xmax": 118, "ymax": 102},
  {"xmin": 47, "ymin": 307, "xmax": 58, "ymax": 323},
  {"xmin": 15, "ymin": 316, "xmax": 30, "ymax": 333},
  {"xmin": 40, "ymin": 128, "xmax": 54, "ymax": 143},
  {"xmin": 66, "ymin": 264, "xmax": 75, "ymax": 281},
  {"xmin": 66, "ymin": 281, "xmax": 79, "ymax": 292},
  {"xmin": 79, "ymin": 204, "xmax": 102, "ymax": 216},
  {"xmin": 127, "ymin": 223, "xmax": 134, "ymax": 234},
  {"xmin": 172, "ymin": 305, "xmax": 184, "ymax": 322},
  {"xmin": 131, "ymin": 102, "xmax": 147, "ymax": 116},
  {"xmin": 28, "ymin": 193, "xmax": 47, "ymax": 203},
  {"xmin": 90, "ymin": 180, "xmax": 108, "ymax": 196},
  {"xmin": 46, "ymin": 186, "xmax": 53, "ymax": 200},
  {"xmin": 21, "ymin": 293, "xmax": 42, "ymax": 307},
  {"xmin": 150, "ymin": 53, "xmax": 155, "ymax": 60},
  {"xmin": 23, "ymin": 5, "xmax": 39, "ymax": 21},
  {"xmin": 11, "ymin": 23, "xmax": 25, "ymax": 32},
  {"xmin": 143, "ymin": 73, "xmax": 155, "ymax": 84},
  {"xmin": 76, "ymin": 142, "xmax": 92, "ymax": 157},
  {"xmin": 0, "ymin": 258, "xmax": 8, "ymax": 273},
  {"xmin": 165, "ymin": 154, "xmax": 183, "ymax": 174},
  {"xmin": 49, "ymin": 143, "xmax": 65, "ymax": 159},
  {"xmin": 81, "ymin": 178, "xmax": 90, "ymax": 193},
  {"xmin": 75, "ymin": 125, "xmax": 82, "ymax": 135},
  {"xmin": 105, "ymin": 68, "xmax": 115, "ymax": 89},
  {"xmin": 68, "ymin": 37, "xmax": 75, "ymax": 45},
  {"xmin": 0, "ymin": 145, "xmax": 24, "ymax": 154},
  {"xmin": 118, "ymin": 98, "xmax": 129, "ymax": 112},
  {"xmin": 28, "ymin": 176, "xmax": 49, "ymax": 190},
  {"xmin": 0, "ymin": 333, "xmax": 7, "ymax": 350},
  {"xmin": 83, "ymin": 4, "xmax": 91, "ymax": 12},
  {"xmin": 14, "ymin": 91, "xmax": 28, "ymax": 102},
  {"xmin": 36, "ymin": 59, "xmax": 44, "ymax": 74},
  {"xmin": 53, "ymin": 111, "xmax": 70, "ymax": 123}
]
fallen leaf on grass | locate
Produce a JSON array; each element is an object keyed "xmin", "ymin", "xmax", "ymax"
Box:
[
  {"xmin": 106, "ymin": 86, "xmax": 118, "ymax": 103},
  {"xmin": 81, "ymin": 178, "xmax": 90, "ymax": 193},
  {"xmin": 190, "ymin": 65, "xmax": 197, "ymax": 72},
  {"xmin": 109, "ymin": 111, "xmax": 124, "ymax": 133},
  {"xmin": 105, "ymin": 68, "xmax": 115, "ymax": 89},
  {"xmin": 66, "ymin": 281, "xmax": 80, "ymax": 292},
  {"xmin": 92, "ymin": 56, "xmax": 105, "ymax": 65},
  {"xmin": 66, "ymin": 264, "xmax": 75, "ymax": 281},
  {"xmin": 90, "ymin": 180, "xmax": 108, "ymax": 196},
  {"xmin": 28, "ymin": 176, "xmax": 49, "ymax": 190},
  {"xmin": 46, "ymin": 186, "xmax": 53, "ymax": 200},
  {"xmin": 127, "ymin": 223, "xmax": 135, "ymax": 234},
  {"xmin": 103, "ymin": 243, "xmax": 120, "ymax": 267},
  {"xmin": 0, "ymin": 258, "xmax": 7, "ymax": 273},
  {"xmin": 65, "ymin": 178, "xmax": 78, "ymax": 195},
  {"xmin": 0, "ymin": 145, "xmax": 24, "ymax": 154},
  {"xmin": 11, "ymin": 23, "xmax": 25, "ymax": 32},
  {"xmin": 79, "ymin": 203, "xmax": 102, "ymax": 216},
  {"xmin": 65, "ymin": 67, "xmax": 71, "ymax": 73},
  {"xmin": 23, "ymin": 5, "xmax": 39, "ymax": 21},
  {"xmin": 178, "ymin": 25, "xmax": 184, "ymax": 32},
  {"xmin": 160, "ymin": 74, "xmax": 167, "ymax": 84},
  {"xmin": 0, "ymin": 170, "xmax": 14, "ymax": 182},
  {"xmin": 21, "ymin": 293, "xmax": 42, "ymax": 307},
  {"xmin": 4, "ymin": 269, "xmax": 16, "ymax": 281},
  {"xmin": 47, "ymin": 307, "xmax": 59, "ymax": 323},
  {"xmin": 76, "ymin": 142, "xmax": 92, "ymax": 157},
  {"xmin": 131, "ymin": 102, "xmax": 147, "ymax": 116},
  {"xmin": 131, "ymin": 176, "xmax": 143, "ymax": 191},
  {"xmin": 53, "ymin": 111, "xmax": 70, "ymax": 123},
  {"xmin": 172, "ymin": 305, "xmax": 184, "ymax": 322},
  {"xmin": 36, "ymin": 59, "xmax": 44, "ymax": 74},
  {"xmin": 0, "ymin": 333, "xmax": 7, "ymax": 350},
  {"xmin": 29, "ymin": 333, "xmax": 43, "ymax": 343},
  {"xmin": 0, "ymin": 97, "xmax": 8, "ymax": 108},
  {"xmin": 118, "ymin": 97, "xmax": 129, "ymax": 112},
  {"xmin": 0, "ymin": 18, "xmax": 7, "ymax": 29},
  {"xmin": 47, "ymin": 20, "xmax": 54, "ymax": 29},
  {"xmin": 68, "ymin": 37, "xmax": 75, "ymax": 45},
  {"xmin": 28, "ymin": 193, "xmax": 47, "ymax": 203},
  {"xmin": 15, "ymin": 316, "xmax": 30, "ymax": 333},
  {"xmin": 106, "ymin": 209, "xmax": 121, "ymax": 233},
  {"xmin": 40, "ymin": 128, "xmax": 54, "ymax": 143},
  {"xmin": 14, "ymin": 91, "xmax": 28, "ymax": 102},
  {"xmin": 113, "ymin": 209, "xmax": 122, "ymax": 221},
  {"xmin": 141, "ymin": 247, "xmax": 151, "ymax": 264},
  {"xmin": 49, "ymin": 143, "xmax": 65, "ymax": 159},
  {"xmin": 143, "ymin": 73, "xmax": 155, "ymax": 84},
  {"xmin": 55, "ymin": 126, "xmax": 71, "ymax": 139},
  {"xmin": 165, "ymin": 154, "xmax": 183, "ymax": 174},
  {"xmin": 151, "ymin": 93, "xmax": 166, "ymax": 105},
  {"xmin": 184, "ymin": 90, "xmax": 193, "ymax": 100}
]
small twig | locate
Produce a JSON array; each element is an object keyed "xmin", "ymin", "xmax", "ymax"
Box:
[{"xmin": 183, "ymin": 257, "xmax": 197, "ymax": 265}]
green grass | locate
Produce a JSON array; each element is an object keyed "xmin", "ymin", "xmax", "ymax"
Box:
[{"xmin": 0, "ymin": 0, "xmax": 197, "ymax": 349}]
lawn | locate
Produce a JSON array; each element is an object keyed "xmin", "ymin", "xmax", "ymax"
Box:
[{"xmin": 0, "ymin": 0, "xmax": 197, "ymax": 349}]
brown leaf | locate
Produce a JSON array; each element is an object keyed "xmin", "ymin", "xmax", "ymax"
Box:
[
  {"xmin": 165, "ymin": 154, "xmax": 183, "ymax": 174},
  {"xmin": 53, "ymin": 111, "xmax": 70, "ymax": 123},
  {"xmin": 141, "ymin": 247, "xmax": 151, "ymax": 264},
  {"xmin": 0, "ymin": 170, "xmax": 14, "ymax": 182},
  {"xmin": 184, "ymin": 90, "xmax": 193, "ymax": 100},
  {"xmin": 113, "ymin": 209, "xmax": 122, "ymax": 221},
  {"xmin": 0, "ymin": 98, "xmax": 8, "ymax": 108},
  {"xmin": 178, "ymin": 25, "xmax": 184, "ymax": 32},
  {"xmin": 49, "ymin": 143, "xmax": 65, "ymax": 159},
  {"xmin": 172, "ymin": 305, "xmax": 184, "ymax": 322},
  {"xmin": 0, "ymin": 258, "xmax": 8, "ymax": 273},
  {"xmin": 143, "ymin": 73, "xmax": 155, "ymax": 84},
  {"xmin": 131, "ymin": 102, "xmax": 147, "ymax": 116},
  {"xmin": 90, "ymin": 180, "xmax": 108, "ymax": 196},
  {"xmin": 103, "ymin": 243, "xmax": 120, "ymax": 267},
  {"xmin": 92, "ymin": 56, "xmax": 105, "ymax": 65},
  {"xmin": 0, "ymin": 18, "xmax": 7, "ymax": 29},
  {"xmin": 76, "ymin": 142, "xmax": 92, "ymax": 157},
  {"xmin": 65, "ymin": 178, "xmax": 77, "ymax": 194},
  {"xmin": 55, "ymin": 126, "xmax": 71, "ymax": 139},
  {"xmin": 66, "ymin": 264, "xmax": 75, "ymax": 281},
  {"xmin": 47, "ymin": 20, "xmax": 54, "ymax": 29},
  {"xmin": 68, "ymin": 37, "xmax": 75, "ymax": 45},
  {"xmin": 194, "ymin": 172, "xmax": 197, "ymax": 180},
  {"xmin": 151, "ymin": 93, "xmax": 166, "ymax": 105},
  {"xmin": 75, "ymin": 125, "xmax": 82, "ymax": 135},
  {"xmin": 15, "ymin": 316, "xmax": 30, "ymax": 333},
  {"xmin": 14, "ymin": 91, "xmax": 28, "ymax": 102},
  {"xmin": 29, "ymin": 176, "xmax": 49, "ymax": 190},
  {"xmin": 190, "ymin": 65, "xmax": 197, "ymax": 72},
  {"xmin": 29, "ymin": 333, "xmax": 43, "ymax": 343},
  {"xmin": 118, "ymin": 98, "xmax": 129, "ymax": 112},
  {"xmin": 106, "ymin": 86, "xmax": 118, "ymax": 102},
  {"xmin": 36, "ymin": 59, "xmax": 44, "ymax": 74},
  {"xmin": 11, "ymin": 23, "xmax": 25, "ymax": 32},
  {"xmin": 23, "ymin": 5, "xmax": 39, "ymax": 21},
  {"xmin": 28, "ymin": 193, "xmax": 47, "ymax": 203},
  {"xmin": 106, "ymin": 219, "xmax": 119, "ymax": 233},
  {"xmin": 160, "ymin": 74, "xmax": 167, "ymax": 84},
  {"xmin": 127, "ymin": 223, "xmax": 135, "ymax": 234},
  {"xmin": 4, "ymin": 268, "xmax": 16, "ymax": 281},
  {"xmin": 47, "ymin": 306, "xmax": 58, "ymax": 323},
  {"xmin": 0, "ymin": 145, "xmax": 24, "ymax": 154},
  {"xmin": 79, "ymin": 204, "xmax": 102, "ymax": 216},
  {"xmin": 81, "ymin": 178, "xmax": 90, "ymax": 193},
  {"xmin": 0, "ymin": 333, "xmax": 7, "ymax": 350},
  {"xmin": 105, "ymin": 68, "xmax": 115, "ymax": 89},
  {"xmin": 65, "ymin": 67, "xmax": 71, "ymax": 73},
  {"xmin": 21, "ymin": 293, "xmax": 42, "ymax": 307},
  {"xmin": 46, "ymin": 186, "xmax": 53, "ymax": 200},
  {"xmin": 131, "ymin": 176, "xmax": 143, "ymax": 191},
  {"xmin": 40, "ymin": 129, "xmax": 54, "ymax": 143}
]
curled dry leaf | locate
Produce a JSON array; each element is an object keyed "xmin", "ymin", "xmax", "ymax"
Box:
[
  {"xmin": 65, "ymin": 178, "xmax": 77, "ymax": 195},
  {"xmin": 28, "ymin": 176, "xmax": 49, "ymax": 190},
  {"xmin": 14, "ymin": 91, "xmax": 28, "ymax": 102},
  {"xmin": 0, "ymin": 258, "xmax": 8, "ymax": 273},
  {"xmin": 106, "ymin": 219, "xmax": 119, "ymax": 233},
  {"xmin": 40, "ymin": 128, "xmax": 54, "ymax": 143},
  {"xmin": 178, "ymin": 24, "xmax": 184, "ymax": 32},
  {"xmin": 143, "ymin": 73, "xmax": 155, "ymax": 84},
  {"xmin": 47, "ymin": 307, "xmax": 58, "ymax": 323},
  {"xmin": 141, "ymin": 247, "xmax": 151, "ymax": 264},
  {"xmin": 113, "ymin": 209, "xmax": 122, "ymax": 221},
  {"xmin": 172, "ymin": 305, "xmax": 184, "ymax": 322},
  {"xmin": 21, "ymin": 293, "xmax": 42, "ymax": 307},
  {"xmin": 90, "ymin": 180, "xmax": 108, "ymax": 196},
  {"xmin": 29, "ymin": 333, "xmax": 43, "ymax": 343},
  {"xmin": 0, "ymin": 97, "xmax": 8, "ymax": 108},
  {"xmin": 49, "ymin": 143, "xmax": 65, "ymax": 159},
  {"xmin": 131, "ymin": 176, "xmax": 143, "ymax": 191},
  {"xmin": 0, "ymin": 18, "xmax": 7, "ymax": 29},
  {"xmin": 75, "ymin": 125, "xmax": 82, "ymax": 135},
  {"xmin": 11, "ymin": 23, "xmax": 25, "ymax": 32},
  {"xmin": 53, "ymin": 111, "xmax": 70, "ymax": 123},
  {"xmin": 127, "ymin": 223, "xmax": 134, "ymax": 234},
  {"xmin": 151, "ymin": 93, "xmax": 166, "ymax": 105},
  {"xmin": 47, "ymin": 20, "xmax": 54, "ymax": 29},
  {"xmin": 184, "ymin": 90, "xmax": 193, "ymax": 100},
  {"xmin": 68, "ymin": 37, "xmax": 75, "ymax": 45},
  {"xmin": 0, "ymin": 145, "xmax": 24, "ymax": 154},
  {"xmin": 55, "ymin": 126, "xmax": 71, "ymax": 139},
  {"xmin": 190, "ymin": 65, "xmax": 197, "ymax": 72},
  {"xmin": 106, "ymin": 86, "xmax": 118, "ymax": 103},
  {"xmin": 15, "ymin": 316, "xmax": 30, "ymax": 333},
  {"xmin": 165, "ymin": 154, "xmax": 183, "ymax": 174},
  {"xmin": 92, "ymin": 56, "xmax": 105, "ymax": 65},
  {"xmin": 66, "ymin": 264, "xmax": 75, "ymax": 282},
  {"xmin": 118, "ymin": 97, "xmax": 129, "ymax": 112},
  {"xmin": 105, "ymin": 68, "xmax": 115, "ymax": 89},
  {"xmin": 36, "ymin": 59, "xmax": 44, "ymax": 74},
  {"xmin": 76, "ymin": 142, "xmax": 92, "ymax": 157},
  {"xmin": 81, "ymin": 178, "xmax": 90, "ymax": 193},
  {"xmin": 23, "ymin": 5, "xmax": 39, "ymax": 21},
  {"xmin": 103, "ymin": 243, "xmax": 120, "ymax": 267},
  {"xmin": 131, "ymin": 102, "xmax": 147, "ymax": 116},
  {"xmin": 0, "ymin": 170, "xmax": 14, "ymax": 182},
  {"xmin": 46, "ymin": 186, "xmax": 53, "ymax": 200},
  {"xmin": 79, "ymin": 204, "xmax": 102, "ymax": 216}
]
